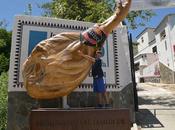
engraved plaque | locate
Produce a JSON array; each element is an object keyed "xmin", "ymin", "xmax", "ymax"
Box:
[{"xmin": 30, "ymin": 108, "xmax": 131, "ymax": 130}]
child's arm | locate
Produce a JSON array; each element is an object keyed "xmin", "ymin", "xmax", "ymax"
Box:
[{"xmin": 78, "ymin": 50, "xmax": 95, "ymax": 63}]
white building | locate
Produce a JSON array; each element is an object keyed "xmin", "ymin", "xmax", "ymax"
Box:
[
  {"xmin": 135, "ymin": 14, "xmax": 175, "ymax": 83},
  {"xmin": 134, "ymin": 28, "xmax": 160, "ymax": 83},
  {"xmin": 137, "ymin": 28, "xmax": 156, "ymax": 54},
  {"xmin": 155, "ymin": 14, "xmax": 175, "ymax": 83}
]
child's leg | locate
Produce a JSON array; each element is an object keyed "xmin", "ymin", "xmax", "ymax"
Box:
[{"xmin": 104, "ymin": 92, "xmax": 110, "ymax": 104}]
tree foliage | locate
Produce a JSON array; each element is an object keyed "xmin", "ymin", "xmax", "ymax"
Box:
[
  {"xmin": 0, "ymin": 28, "xmax": 12, "ymax": 74},
  {"xmin": 0, "ymin": 20, "xmax": 10, "ymax": 130},
  {"xmin": 40, "ymin": 0, "xmax": 155, "ymax": 29},
  {"xmin": 0, "ymin": 72, "xmax": 8, "ymax": 130},
  {"xmin": 40, "ymin": 0, "xmax": 112, "ymax": 23},
  {"xmin": 132, "ymin": 42, "xmax": 138, "ymax": 56},
  {"xmin": 126, "ymin": 10, "xmax": 155, "ymax": 29}
]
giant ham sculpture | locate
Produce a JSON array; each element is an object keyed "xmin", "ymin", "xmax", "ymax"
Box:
[{"xmin": 22, "ymin": 0, "xmax": 132, "ymax": 99}]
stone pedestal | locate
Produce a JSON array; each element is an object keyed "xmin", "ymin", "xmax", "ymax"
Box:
[
  {"xmin": 30, "ymin": 108, "xmax": 131, "ymax": 130},
  {"xmin": 7, "ymin": 84, "xmax": 135, "ymax": 130}
]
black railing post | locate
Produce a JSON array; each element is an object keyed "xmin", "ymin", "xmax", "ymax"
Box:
[{"xmin": 128, "ymin": 33, "xmax": 138, "ymax": 111}]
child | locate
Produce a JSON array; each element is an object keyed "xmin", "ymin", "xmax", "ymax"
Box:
[{"xmin": 78, "ymin": 50, "xmax": 110, "ymax": 108}]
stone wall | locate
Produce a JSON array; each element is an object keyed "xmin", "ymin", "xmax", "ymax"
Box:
[
  {"xmin": 159, "ymin": 62, "xmax": 175, "ymax": 83},
  {"xmin": 141, "ymin": 77, "xmax": 160, "ymax": 83},
  {"xmin": 7, "ymin": 92, "xmax": 62, "ymax": 130},
  {"xmin": 7, "ymin": 83, "xmax": 135, "ymax": 130},
  {"xmin": 68, "ymin": 83, "xmax": 135, "ymax": 110}
]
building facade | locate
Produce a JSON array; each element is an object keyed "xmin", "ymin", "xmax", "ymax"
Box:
[
  {"xmin": 134, "ymin": 28, "xmax": 160, "ymax": 83},
  {"xmin": 155, "ymin": 14, "xmax": 175, "ymax": 83},
  {"xmin": 135, "ymin": 14, "xmax": 175, "ymax": 83}
]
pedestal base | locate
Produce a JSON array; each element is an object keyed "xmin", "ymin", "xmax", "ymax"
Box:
[{"xmin": 30, "ymin": 108, "xmax": 131, "ymax": 130}]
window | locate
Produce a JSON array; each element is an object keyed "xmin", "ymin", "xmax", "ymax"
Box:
[
  {"xmin": 141, "ymin": 37, "xmax": 144, "ymax": 43},
  {"xmin": 167, "ymin": 59, "xmax": 169, "ymax": 66},
  {"xmin": 142, "ymin": 54, "xmax": 146, "ymax": 61},
  {"xmin": 160, "ymin": 29, "xmax": 166, "ymax": 41},
  {"xmin": 134, "ymin": 63, "xmax": 140, "ymax": 71},
  {"xmin": 152, "ymin": 46, "xmax": 157, "ymax": 53},
  {"xmin": 165, "ymin": 41, "xmax": 167, "ymax": 50},
  {"xmin": 173, "ymin": 45, "xmax": 175, "ymax": 53}
]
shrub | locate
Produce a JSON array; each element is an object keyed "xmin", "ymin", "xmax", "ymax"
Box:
[{"xmin": 0, "ymin": 72, "xmax": 8, "ymax": 130}]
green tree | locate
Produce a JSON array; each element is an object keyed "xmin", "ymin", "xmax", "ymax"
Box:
[
  {"xmin": 126, "ymin": 10, "xmax": 155, "ymax": 29},
  {"xmin": 0, "ymin": 28, "xmax": 12, "ymax": 74},
  {"xmin": 40, "ymin": 0, "xmax": 112, "ymax": 23},
  {"xmin": 132, "ymin": 42, "xmax": 138, "ymax": 56},
  {"xmin": 40, "ymin": 0, "xmax": 155, "ymax": 29},
  {"xmin": 0, "ymin": 54, "xmax": 9, "ymax": 74},
  {"xmin": 0, "ymin": 72, "xmax": 8, "ymax": 130}
]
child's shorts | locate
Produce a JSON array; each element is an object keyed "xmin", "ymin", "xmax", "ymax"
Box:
[{"xmin": 93, "ymin": 77, "xmax": 106, "ymax": 93}]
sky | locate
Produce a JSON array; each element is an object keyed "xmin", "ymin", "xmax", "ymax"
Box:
[
  {"xmin": 0, "ymin": 0, "xmax": 175, "ymax": 41},
  {"xmin": 129, "ymin": 7, "xmax": 175, "ymax": 41},
  {"xmin": 0, "ymin": 0, "xmax": 51, "ymax": 29}
]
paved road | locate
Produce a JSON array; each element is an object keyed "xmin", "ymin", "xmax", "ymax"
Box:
[{"xmin": 136, "ymin": 83, "xmax": 175, "ymax": 130}]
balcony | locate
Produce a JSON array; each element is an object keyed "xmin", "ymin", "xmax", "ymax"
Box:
[{"xmin": 139, "ymin": 59, "xmax": 148, "ymax": 66}]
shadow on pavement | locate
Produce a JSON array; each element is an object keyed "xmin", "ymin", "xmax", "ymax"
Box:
[
  {"xmin": 136, "ymin": 109, "xmax": 164, "ymax": 128},
  {"xmin": 138, "ymin": 96, "xmax": 175, "ymax": 107}
]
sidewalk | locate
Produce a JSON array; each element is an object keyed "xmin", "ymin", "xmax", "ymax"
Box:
[
  {"xmin": 136, "ymin": 83, "xmax": 175, "ymax": 130},
  {"xmin": 136, "ymin": 109, "xmax": 175, "ymax": 130}
]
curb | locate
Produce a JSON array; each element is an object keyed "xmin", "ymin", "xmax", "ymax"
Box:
[{"xmin": 131, "ymin": 123, "xmax": 141, "ymax": 130}]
